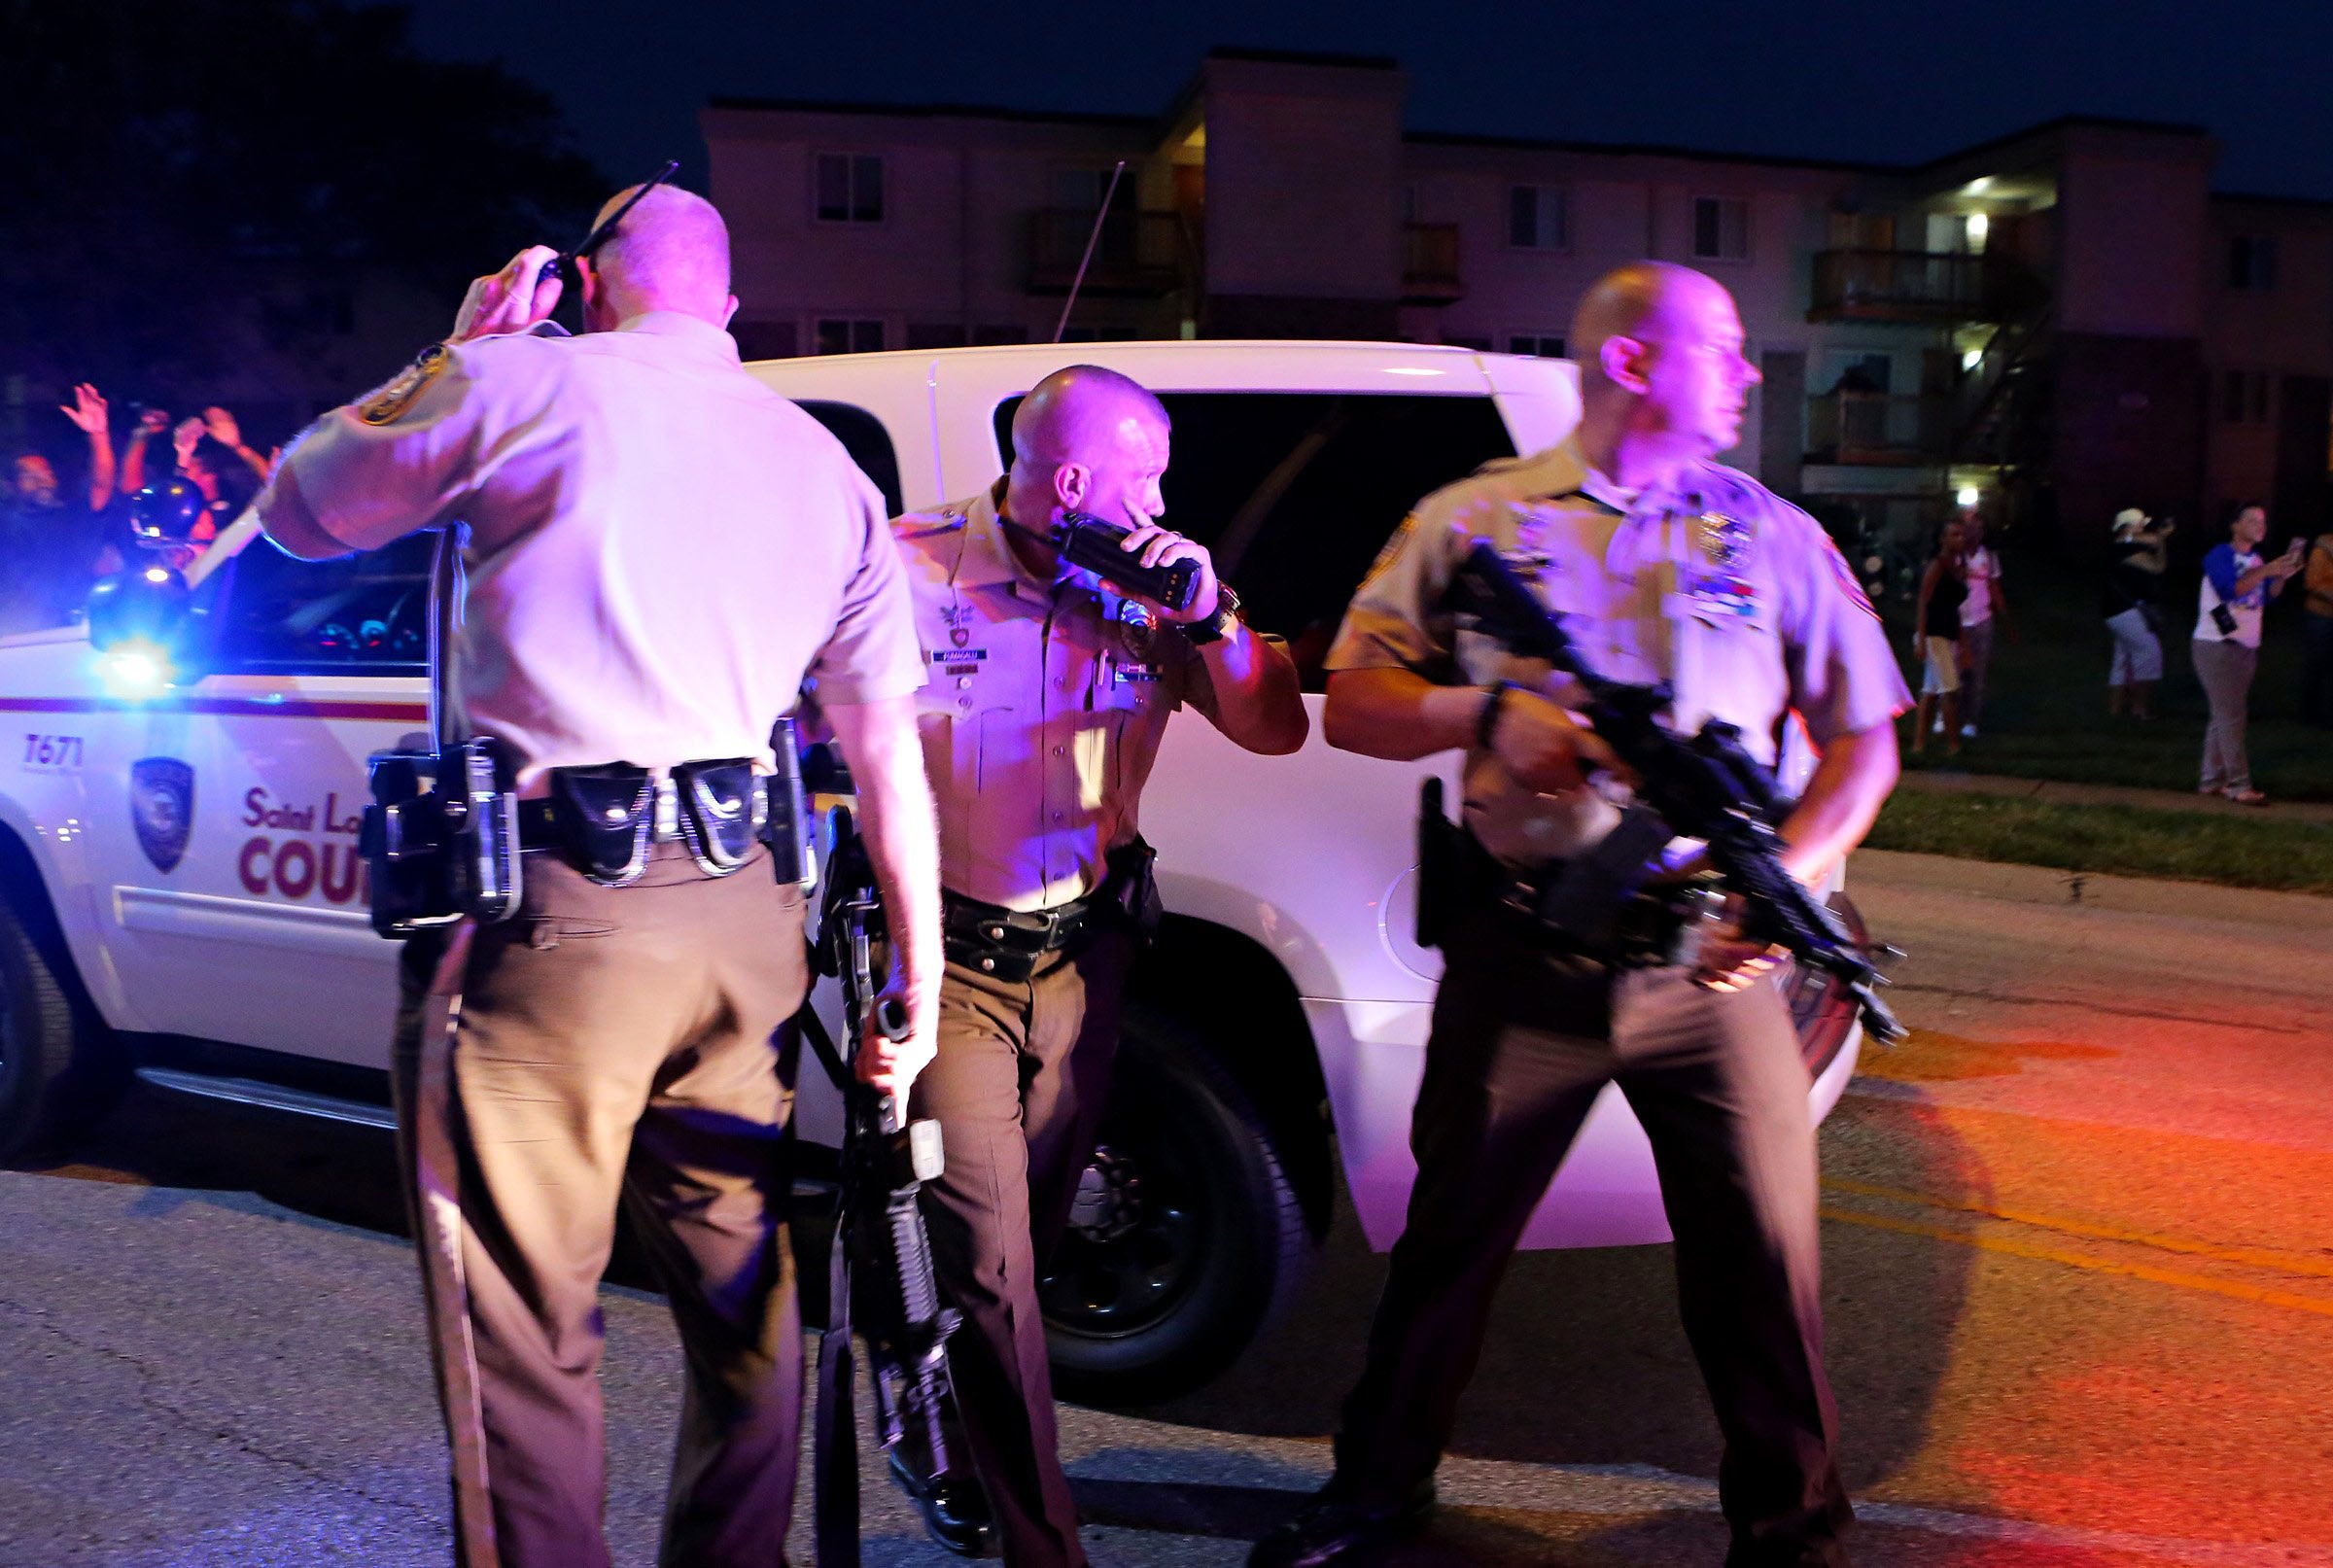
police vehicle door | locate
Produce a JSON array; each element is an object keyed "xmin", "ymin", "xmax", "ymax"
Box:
[{"xmin": 87, "ymin": 535, "xmax": 432, "ymax": 1065}]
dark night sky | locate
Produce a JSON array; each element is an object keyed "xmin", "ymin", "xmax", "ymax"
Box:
[{"xmin": 402, "ymin": 0, "xmax": 2333, "ymax": 200}]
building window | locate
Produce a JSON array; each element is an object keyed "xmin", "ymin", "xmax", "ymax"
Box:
[
  {"xmin": 1508, "ymin": 334, "xmax": 1565, "ymax": 359},
  {"xmin": 814, "ymin": 319, "xmax": 885, "ymax": 356},
  {"xmin": 1693, "ymin": 196, "xmax": 1751, "ymax": 261},
  {"xmin": 2228, "ymin": 234, "xmax": 2278, "ymax": 292},
  {"xmin": 1508, "ymin": 185, "xmax": 1569, "ymax": 250},
  {"xmin": 2223, "ymin": 369, "xmax": 2273, "ymax": 426},
  {"xmin": 815, "ymin": 153, "xmax": 885, "ymax": 224},
  {"xmin": 1053, "ymin": 168, "xmax": 1119, "ymax": 212}
]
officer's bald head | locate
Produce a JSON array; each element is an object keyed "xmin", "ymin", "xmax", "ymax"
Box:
[
  {"xmin": 1004, "ymin": 366, "xmax": 1171, "ymax": 531},
  {"xmin": 581, "ymin": 184, "xmax": 735, "ymax": 329},
  {"xmin": 1010, "ymin": 366, "xmax": 1167, "ymax": 470},
  {"xmin": 1572, "ymin": 262, "xmax": 1727, "ymax": 396},
  {"xmin": 1569, "ymin": 261, "xmax": 1758, "ymax": 462}
]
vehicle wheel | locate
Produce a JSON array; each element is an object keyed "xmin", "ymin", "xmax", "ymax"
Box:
[
  {"xmin": 1040, "ymin": 1001, "xmax": 1312, "ymax": 1407},
  {"xmin": 0, "ymin": 897, "xmax": 120, "ymax": 1166}
]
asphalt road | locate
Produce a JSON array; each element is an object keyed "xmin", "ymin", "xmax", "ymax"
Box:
[{"xmin": 4, "ymin": 849, "xmax": 2330, "ymax": 1567}]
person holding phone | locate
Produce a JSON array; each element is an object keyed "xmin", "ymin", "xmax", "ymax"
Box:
[
  {"xmin": 882, "ymin": 365, "xmax": 1306, "ymax": 1565},
  {"xmin": 2194, "ymin": 504, "xmax": 2304, "ymax": 804}
]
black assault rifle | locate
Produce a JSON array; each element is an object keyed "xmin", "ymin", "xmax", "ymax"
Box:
[
  {"xmin": 1446, "ymin": 539, "xmax": 1906, "ymax": 1046},
  {"xmin": 797, "ymin": 805, "xmax": 960, "ymax": 1568}
]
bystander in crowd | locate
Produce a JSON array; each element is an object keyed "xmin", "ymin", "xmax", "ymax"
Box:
[
  {"xmin": 1911, "ymin": 511, "xmax": 1969, "ymax": 756},
  {"xmin": 1958, "ymin": 506, "xmax": 2009, "ymax": 737},
  {"xmin": 2104, "ymin": 506, "xmax": 2173, "ymax": 720},
  {"xmin": 2193, "ymin": 505, "xmax": 2304, "ymax": 805},
  {"xmin": 0, "ymin": 387, "xmax": 269, "ymax": 638}
]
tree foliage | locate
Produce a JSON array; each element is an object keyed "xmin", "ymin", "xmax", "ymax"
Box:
[{"xmin": 0, "ymin": 0, "xmax": 606, "ymax": 397}]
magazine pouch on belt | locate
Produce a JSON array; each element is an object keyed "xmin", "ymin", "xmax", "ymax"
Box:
[
  {"xmin": 674, "ymin": 758, "xmax": 765, "ymax": 877},
  {"xmin": 547, "ymin": 765, "xmax": 656, "ymax": 887}
]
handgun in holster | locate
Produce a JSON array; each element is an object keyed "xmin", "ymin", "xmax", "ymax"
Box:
[{"xmin": 358, "ymin": 525, "xmax": 521, "ymax": 939}]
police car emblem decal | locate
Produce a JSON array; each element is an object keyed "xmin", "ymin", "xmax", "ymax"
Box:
[
  {"xmin": 130, "ymin": 756, "xmax": 195, "ymax": 873},
  {"xmin": 358, "ymin": 343, "xmax": 449, "ymax": 426}
]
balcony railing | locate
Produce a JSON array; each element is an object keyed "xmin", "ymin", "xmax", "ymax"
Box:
[
  {"xmin": 1402, "ymin": 222, "xmax": 1463, "ymax": 303},
  {"xmin": 1809, "ymin": 249, "xmax": 1998, "ymax": 323},
  {"xmin": 1026, "ymin": 208, "xmax": 1183, "ymax": 296},
  {"xmin": 1806, "ymin": 391, "xmax": 1949, "ymax": 467}
]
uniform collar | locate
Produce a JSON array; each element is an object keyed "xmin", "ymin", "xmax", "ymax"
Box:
[
  {"xmin": 1534, "ymin": 436, "xmax": 1707, "ymax": 517},
  {"xmin": 952, "ymin": 481, "xmax": 1043, "ymax": 591},
  {"xmin": 609, "ymin": 310, "xmax": 742, "ymax": 363}
]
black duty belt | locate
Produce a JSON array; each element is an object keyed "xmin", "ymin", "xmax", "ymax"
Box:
[
  {"xmin": 942, "ymin": 889, "xmax": 1097, "ymax": 981},
  {"xmin": 518, "ymin": 755, "xmax": 809, "ymax": 888},
  {"xmin": 1456, "ymin": 832, "xmax": 1711, "ymax": 969}
]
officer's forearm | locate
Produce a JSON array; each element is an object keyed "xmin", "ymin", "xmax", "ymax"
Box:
[
  {"xmin": 824, "ymin": 694, "xmax": 944, "ymax": 1017},
  {"xmin": 1775, "ymin": 721, "xmax": 1900, "ymax": 889},
  {"xmin": 1322, "ymin": 666, "xmax": 1488, "ymax": 760},
  {"xmin": 1198, "ymin": 624, "xmax": 1308, "ymax": 755}
]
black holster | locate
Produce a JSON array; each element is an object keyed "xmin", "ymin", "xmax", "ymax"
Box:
[{"xmin": 361, "ymin": 737, "xmax": 522, "ymax": 939}]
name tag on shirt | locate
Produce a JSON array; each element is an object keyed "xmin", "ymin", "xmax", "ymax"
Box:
[{"xmin": 929, "ymin": 648, "xmax": 988, "ymax": 664}]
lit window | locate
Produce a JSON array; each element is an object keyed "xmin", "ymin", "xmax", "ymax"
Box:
[
  {"xmin": 1693, "ymin": 196, "xmax": 1750, "ymax": 261},
  {"xmin": 1508, "ymin": 186, "xmax": 1569, "ymax": 251},
  {"xmin": 815, "ymin": 153, "xmax": 885, "ymax": 224}
]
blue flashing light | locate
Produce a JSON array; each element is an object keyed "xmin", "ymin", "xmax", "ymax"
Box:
[{"xmin": 99, "ymin": 641, "xmax": 174, "ymax": 697}]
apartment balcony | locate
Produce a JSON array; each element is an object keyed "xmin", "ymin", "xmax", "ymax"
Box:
[
  {"xmin": 1401, "ymin": 222, "xmax": 1464, "ymax": 304},
  {"xmin": 1808, "ymin": 249, "xmax": 1999, "ymax": 324},
  {"xmin": 1026, "ymin": 208, "xmax": 1183, "ymax": 296},
  {"xmin": 1805, "ymin": 391, "xmax": 1950, "ymax": 467}
]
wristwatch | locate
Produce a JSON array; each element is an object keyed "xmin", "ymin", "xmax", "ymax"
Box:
[{"xmin": 1184, "ymin": 584, "xmax": 1243, "ymax": 645}]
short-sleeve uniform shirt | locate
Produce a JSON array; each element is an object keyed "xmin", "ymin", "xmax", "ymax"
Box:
[
  {"xmin": 1328, "ymin": 438, "xmax": 1908, "ymax": 866},
  {"xmin": 892, "ymin": 483, "xmax": 1217, "ymax": 912},
  {"xmin": 256, "ymin": 312, "xmax": 925, "ymax": 783}
]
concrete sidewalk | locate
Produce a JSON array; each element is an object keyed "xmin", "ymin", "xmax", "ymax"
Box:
[{"xmin": 1894, "ymin": 766, "xmax": 2333, "ymax": 825}]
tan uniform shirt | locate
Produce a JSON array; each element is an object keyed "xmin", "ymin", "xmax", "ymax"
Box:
[
  {"xmin": 1328, "ymin": 438, "xmax": 1909, "ymax": 866},
  {"xmin": 892, "ymin": 484, "xmax": 1222, "ymax": 912},
  {"xmin": 256, "ymin": 312, "xmax": 924, "ymax": 783}
]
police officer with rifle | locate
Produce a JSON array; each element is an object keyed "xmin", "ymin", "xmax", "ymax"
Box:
[
  {"xmin": 1252, "ymin": 262, "xmax": 1910, "ymax": 1568},
  {"xmin": 256, "ymin": 182, "xmax": 942, "ymax": 1568}
]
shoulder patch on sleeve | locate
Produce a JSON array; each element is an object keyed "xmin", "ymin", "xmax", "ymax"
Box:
[
  {"xmin": 1818, "ymin": 531, "xmax": 1881, "ymax": 619},
  {"xmin": 358, "ymin": 343, "xmax": 450, "ymax": 426}
]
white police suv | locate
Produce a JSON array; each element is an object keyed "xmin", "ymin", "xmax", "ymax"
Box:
[{"xmin": 0, "ymin": 340, "xmax": 1867, "ymax": 1402}]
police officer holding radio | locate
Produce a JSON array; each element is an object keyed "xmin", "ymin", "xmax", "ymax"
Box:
[
  {"xmin": 1251, "ymin": 263, "xmax": 1908, "ymax": 1568},
  {"xmin": 887, "ymin": 365, "xmax": 1306, "ymax": 1565},
  {"xmin": 254, "ymin": 184, "xmax": 943, "ymax": 1568}
]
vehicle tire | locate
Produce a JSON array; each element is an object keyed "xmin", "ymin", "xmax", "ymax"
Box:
[
  {"xmin": 1040, "ymin": 1000, "xmax": 1312, "ymax": 1407},
  {"xmin": 0, "ymin": 896, "xmax": 120, "ymax": 1166}
]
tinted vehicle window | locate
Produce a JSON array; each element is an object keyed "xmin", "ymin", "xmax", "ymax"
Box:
[
  {"xmin": 214, "ymin": 532, "xmax": 435, "ymax": 675},
  {"xmin": 799, "ymin": 400, "xmax": 904, "ymax": 517},
  {"xmin": 992, "ymin": 393, "xmax": 1515, "ymax": 688}
]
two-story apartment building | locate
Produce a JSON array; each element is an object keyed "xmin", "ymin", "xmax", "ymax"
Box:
[{"xmin": 704, "ymin": 48, "xmax": 2333, "ymax": 564}]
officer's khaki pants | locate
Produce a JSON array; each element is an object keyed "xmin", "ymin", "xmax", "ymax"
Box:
[
  {"xmin": 1333, "ymin": 904, "xmax": 1853, "ymax": 1568},
  {"xmin": 907, "ymin": 927, "xmax": 1138, "ymax": 1568},
  {"xmin": 394, "ymin": 844, "xmax": 808, "ymax": 1568}
]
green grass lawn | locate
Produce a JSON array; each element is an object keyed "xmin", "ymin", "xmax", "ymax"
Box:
[
  {"xmin": 1863, "ymin": 789, "xmax": 2333, "ymax": 895},
  {"xmin": 1881, "ymin": 536, "xmax": 2333, "ymax": 802}
]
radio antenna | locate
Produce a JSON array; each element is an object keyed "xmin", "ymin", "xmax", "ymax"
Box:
[{"xmin": 1052, "ymin": 159, "xmax": 1129, "ymax": 344}]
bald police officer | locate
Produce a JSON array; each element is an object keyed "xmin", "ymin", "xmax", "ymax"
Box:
[
  {"xmin": 255, "ymin": 186, "xmax": 943, "ymax": 1568},
  {"xmin": 889, "ymin": 366, "xmax": 1306, "ymax": 1565},
  {"xmin": 1251, "ymin": 263, "xmax": 1908, "ymax": 1568}
]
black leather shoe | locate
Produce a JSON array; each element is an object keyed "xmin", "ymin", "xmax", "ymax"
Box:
[
  {"xmin": 888, "ymin": 1447, "xmax": 999, "ymax": 1558},
  {"xmin": 1247, "ymin": 1479, "xmax": 1436, "ymax": 1568}
]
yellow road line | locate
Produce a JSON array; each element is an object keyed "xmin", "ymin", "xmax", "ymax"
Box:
[
  {"xmin": 1822, "ymin": 1175, "xmax": 2333, "ymax": 1280},
  {"xmin": 1819, "ymin": 1204, "xmax": 2333, "ymax": 1319}
]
